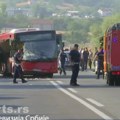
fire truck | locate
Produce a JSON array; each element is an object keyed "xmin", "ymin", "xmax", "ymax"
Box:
[{"xmin": 104, "ymin": 23, "xmax": 120, "ymax": 86}]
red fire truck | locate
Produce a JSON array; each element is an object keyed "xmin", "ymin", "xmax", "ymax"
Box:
[
  {"xmin": 0, "ymin": 28, "xmax": 59, "ymax": 78},
  {"xmin": 104, "ymin": 23, "xmax": 120, "ymax": 86}
]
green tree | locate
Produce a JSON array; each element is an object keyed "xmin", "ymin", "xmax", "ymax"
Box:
[
  {"xmin": 102, "ymin": 14, "xmax": 120, "ymax": 32},
  {"xmin": 14, "ymin": 14, "xmax": 30, "ymax": 27},
  {"xmin": 0, "ymin": 3, "xmax": 7, "ymax": 16},
  {"xmin": 53, "ymin": 17, "xmax": 68, "ymax": 30},
  {"xmin": 0, "ymin": 3, "xmax": 8, "ymax": 29},
  {"xmin": 89, "ymin": 23, "xmax": 103, "ymax": 47},
  {"xmin": 31, "ymin": 3, "xmax": 50, "ymax": 18}
]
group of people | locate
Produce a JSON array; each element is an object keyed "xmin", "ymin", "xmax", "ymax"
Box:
[
  {"xmin": 14, "ymin": 45, "xmax": 104, "ymax": 85},
  {"xmin": 1, "ymin": 44, "xmax": 104, "ymax": 85},
  {"xmin": 80, "ymin": 47, "xmax": 93, "ymax": 71},
  {"xmin": 59, "ymin": 44, "xmax": 104, "ymax": 86}
]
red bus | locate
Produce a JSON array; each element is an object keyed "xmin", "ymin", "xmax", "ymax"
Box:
[
  {"xmin": 0, "ymin": 28, "xmax": 59, "ymax": 78},
  {"xmin": 104, "ymin": 23, "xmax": 120, "ymax": 86}
]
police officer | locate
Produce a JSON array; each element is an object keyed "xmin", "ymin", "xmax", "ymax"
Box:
[
  {"xmin": 13, "ymin": 49, "xmax": 27, "ymax": 83},
  {"xmin": 69, "ymin": 44, "xmax": 80, "ymax": 86}
]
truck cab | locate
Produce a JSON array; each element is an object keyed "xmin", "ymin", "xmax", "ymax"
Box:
[{"xmin": 104, "ymin": 23, "xmax": 120, "ymax": 86}]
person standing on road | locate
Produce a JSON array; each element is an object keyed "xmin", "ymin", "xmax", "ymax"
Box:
[
  {"xmin": 13, "ymin": 49, "xmax": 27, "ymax": 84},
  {"xmin": 88, "ymin": 49, "xmax": 93, "ymax": 70},
  {"xmin": 69, "ymin": 44, "xmax": 80, "ymax": 86},
  {"xmin": 93, "ymin": 47, "xmax": 98, "ymax": 72},
  {"xmin": 80, "ymin": 48, "xmax": 84, "ymax": 71},
  {"xmin": 59, "ymin": 49, "xmax": 67, "ymax": 75},
  {"xmin": 96, "ymin": 47, "xmax": 104, "ymax": 79},
  {"xmin": 83, "ymin": 47, "xmax": 89, "ymax": 71}
]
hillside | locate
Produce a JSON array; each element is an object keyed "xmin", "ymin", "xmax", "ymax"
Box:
[
  {"xmin": 43, "ymin": 0, "xmax": 120, "ymax": 13},
  {"xmin": 3, "ymin": 0, "xmax": 120, "ymax": 15},
  {"xmin": 0, "ymin": 0, "xmax": 120, "ymax": 45}
]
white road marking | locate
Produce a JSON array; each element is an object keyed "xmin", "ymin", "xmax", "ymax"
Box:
[
  {"xmin": 87, "ymin": 98, "xmax": 104, "ymax": 107},
  {"xmin": 56, "ymin": 81, "xmax": 77, "ymax": 93},
  {"xmin": 56, "ymin": 81, "xmax": 63, "ymax": 84},
  {"xmin": 67, "ymin": 88, "xmax": 77, "ymax": 93},
  {"xmin": 50, "ymin": 81, "xmax": 113, "ymax": 120}
]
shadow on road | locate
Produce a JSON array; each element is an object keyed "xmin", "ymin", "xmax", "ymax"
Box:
[
  {"xmin": 54, "ymin": 74, "xmax": 97, "ymax": 79},
  {"xmin": 0, "ymin": 84, "xmax": 58, "ymax": 90},
  {"xmin": 0, "ymin": 96, "xmax": 24, "ymax": 100},
  {"xmin": 62, "ymin": 84, "xmax": 109, "ymax": 88},
  {"xmin": 0, "ymin": 82, "xmax": 119, "ymax": 90}
]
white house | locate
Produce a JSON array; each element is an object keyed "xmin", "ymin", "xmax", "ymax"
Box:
[{"xmin": 98, "ymin": 8, "xmax": 112, "ymax": 17}]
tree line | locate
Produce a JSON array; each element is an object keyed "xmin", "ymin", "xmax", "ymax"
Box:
[{"xmin": 0, "ymin": 2, "xmax": 120, "ymax": 48}]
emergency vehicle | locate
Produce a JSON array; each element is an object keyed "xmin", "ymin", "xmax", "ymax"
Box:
[{"xmin": 104, "ymin": 23, "xmax": 120, "ymax": 86}]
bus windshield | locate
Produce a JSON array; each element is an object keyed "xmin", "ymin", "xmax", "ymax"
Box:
[
  {"xmin": 23, "ymin": 40, "xmax": 57, "ymax": 61},
  {"xmin": 16, "ymin": 31, "xmax": 57, "ymax": 61}
]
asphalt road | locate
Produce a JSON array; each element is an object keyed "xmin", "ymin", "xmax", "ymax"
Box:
[{"xmin": 0, "ymin": 69, "xmax": 120, "ymax": 120}]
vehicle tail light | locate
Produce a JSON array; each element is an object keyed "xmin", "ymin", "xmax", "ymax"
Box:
[{"xmin": 112, "ymin": 71, "xmax": 120, "ymax": 75}]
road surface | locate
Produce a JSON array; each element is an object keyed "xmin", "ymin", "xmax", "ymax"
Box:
[{"xmin": 0, "ymin": 69, "xmax": 120, "ymax": 120}]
